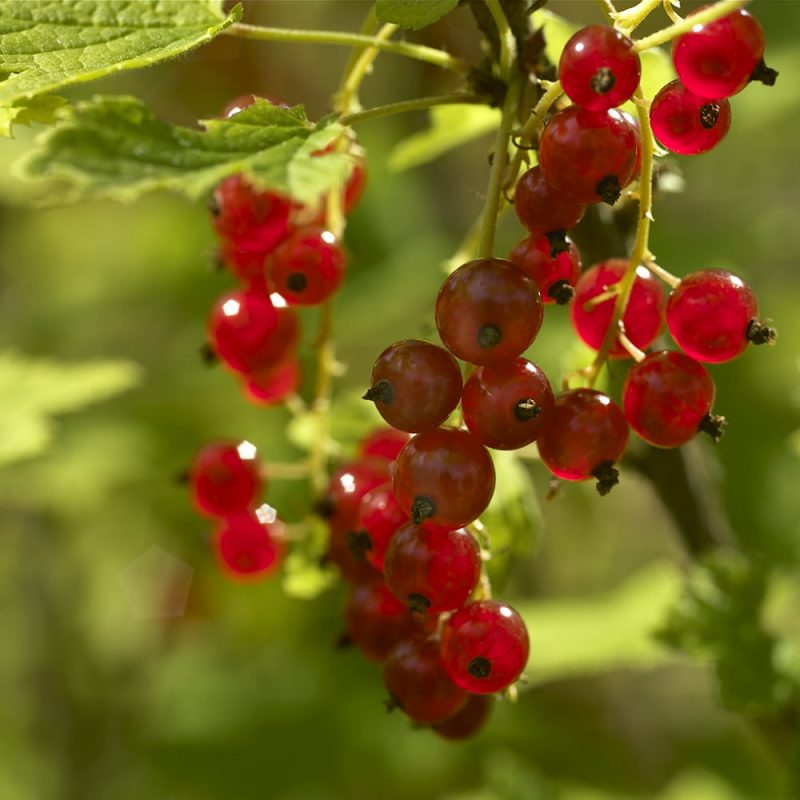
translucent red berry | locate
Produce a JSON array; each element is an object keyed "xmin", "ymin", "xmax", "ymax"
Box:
[
  {"xmin": 650, "ymin": 80, "xmax": 732, "ymax": 156},
  {"xmin": 673, "ymin": 8, "xmax": 769, "ymax": 99},
  {"xmin": 433, "ymin": 694, "xmax": 492, "ymax": 740},
  {"xmin": 383, "ymin": 635, "xmax": 468, "ymax": 724},
  {"xmin": 328, "ymin": 524, "xmax": 382, "ymax": 584},
  {"xmin": 344, "ymin": 582, "xmax": 415, "ymax": 662},
  {"xmin": 539, "ymin": 106, "xmax": 639, "ymax": 205},
  {"xmin": 358, "ymin": 428, "xmax": 412, "ymax": 463},
  {"xmin": 215, "ymin": 513, "xmax": 283, "ymax": 580},
  {"xmin": 242, "ymin": 358, "xmax": 301, "ymax": 405},
  {"xmin": 440, "ymin": 600, "xmax": 529, "ymax": 694},
  {"xmin": 559, "ymin": 25, "xmax": 641, "ymax": 112},
  {"xmin": 513, "ymin": 166, "xmax": 585, "ymax": 240},
  {"xmin": 364, "ymin": 339, "xmax": 463, "ymax": 433},
  {"xmin": 392, "ymin": 428, "xmax": 496, "ymax": 531},
  {"xmin": 623, "ymin": 350, "xmax": 722, "ymax": 447},
  {"xmin": 509, "ymin": 234, "xmax": 581, "ymax": 305},
  {"xmin": 383, "ymin": 523, "xmax": 481, "ymax": 614},
  {"xmin": 268, "ymin": 228, "xmax": 346, "ymax": 306},
  {"xmin": 571, "ymin": 259, "xmax": 665, "ymax": 358},
  {"xmin": 461, "ymin": 358, "xmax": 555, "ymax": 450},
  {"xmin": 320, "ymin": 458, "xmax": 390, "ymax": 532},
  {"xmin": 536, "ymin": 388, "xmax": 629, "ymax": 494},
  {"xmin": 190, "ymin": 440, "xmax": 261, "ymax": 518},
  {"xmin": 353, "ymin": 483, "xmax": 408, "ymax": 570},
  {"xmin": 436, "ymin": 258, "xmax": 543, "ymax": 365}
]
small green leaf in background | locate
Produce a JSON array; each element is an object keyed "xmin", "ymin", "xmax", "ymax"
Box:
[
  {"xmin": 0, "ymin": 0, "xmax": 241, "ymax": 136},
  {"xmin": 0, "ymin": 350, "xmax": 142, "ymax": 467},
  {"xmin": 376, "ymin": 0, "xmax": 459, "ymax": 30},
  {"xmin": 531, "ymin": 9, "xmax": 577, "ymax": 66},
  {"xmin": 20, "ymin": 96, "xmax": 352, "ymax": 205},
  {"xmin": 388, "ymin": 104, "xmax": 500, "ymax": 171},
  {"xmin": 282, "ymin": 519, "xmax": 337, "ymax": 600}
]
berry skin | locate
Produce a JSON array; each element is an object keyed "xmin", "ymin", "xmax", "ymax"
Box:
[
  {"xmin": 571, "ymin": 259, "xmax": 665, "ymax": 358},
  {"xmin": 268, "ymin": 228, "xmax": 346, "ymax": 306},
  {"xmin": 319, "ymin": 458, "xmax": 390, "ymax": 532},
  {"xmin": 364, "ymin": 339, "xmax": 463, "ymax": 433},
  {"xmin": 358, "ymin": 428, "xmax": 412, "ymax": 463},
  {"xmin": 242, "ymin": 358, "xmax": 301, "ymax": 405},
  {"xmin": 383, "ymin": 635, "xmax": 468, "ymax": 724},
  {"xmin": 215, "ymin": 513, "xmax": 283, "ymax": 580},
  {"xmin": 392, "ymin": 428, "xmax": 496, "ymax": 530},
  {"xmin": 666, "ymin": 270, "xmax": 773, "ymax": 363},
  {"xmin": 436, "ymin": 258, "xmax": 543, "ymax": 366},
  {"xmin": 650, "ymin": 80, "xmax": 732, "ymax": 156},
  {"xmin": 509, "ymin": 234, "xmax": 581, "ymax": 305},
  {"xmin": 536, "ymin": 389, "xmax": 629, "ymax": 494},
  {"xmin": 673, "ymin": 8, "xmax": 767, "ymax": 99},
  {"xmin": 344, "ymin": 582, "xmax": 415, "ymax": 662},
  {"xmin": 513, "ymin": 166, "xmax": 585, "ymax": 240},
  {"xmin": 559, "ymin": 25, "xmax": 641, "ymax": 112},
  {"xmin": 539, "ymin": 106, "xmax": 639, "ymax": 205},
  {"xmin": 433, "ymin": 694, "xmax": 492, "ymax": 740},
  {"xmin": 208, "ymin": 288, "xmax": 300, "ymax": 374},
  {"xmin": 328, "ymin": 524, "xmax": 382, "ymax": 584},
  {"xmin": 353, "ymin": 482, "xmax": 408, "ymax": 570},
  {"xmin": 440, "ymin": 600, "xmax": 529, "ymax": 694},
  {"xmin": 461, "ymin": 358, "xmax": 555, "ymax": 450},
  {"xmin": 623, "ymin": 350, "xmax": 719, "ymax": 448},
  {"xmin": 383, "ymin": 523, "xmax": 481, "ymax": 614},
  {"xmin": 190, "ymin": 441, "xmax": 261, "ymax": 518}
]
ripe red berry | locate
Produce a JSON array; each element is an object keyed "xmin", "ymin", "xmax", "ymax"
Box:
[
  {"xmin": 353, "ymin": 483, "xmax": 408, "ymax": 570},
  {"xmin": 666, "ymin": 270, "xmax": 775, "ymax": 363},
  {"xmin": 214, "ymin": 512, "xmax": 283, "ymax": 580},
  {"xmin": 436, "ymin": 258, "xmax": 543, "ymax": 365},
  {"xmin": 364, "ymin": 339, "xmax": 463, "ymax": 433},
  {"xmin": 328, "ymin": 524, "xmax": 382, "ymax": 584},
  {"xmin": 537, "ymin": 388, "xmax": 629, "ymax": 494},
  {"xmin": 623, "ymin": 350, "xmax": 722, "ymax": 447},
  {"xmin": 319, "ymin": 458, "xmax": 390, "ymax": 532},
  {"xmin": 509, "ymin": 234, "xmax": 581, "ymax": 305},
  {"xmin": 392, "ymin": 429, "xmax": 496, "ymax": 530},
  {"xmin": 539, "ymin": 106, "xmax": 639, "ymax": 205},
  {"xmin": 513, "ymin": 166, "xmax": 585, "ymax": 240},
  {"xmin": 242, "ymin": 358, "xmax": 301, "ymax": 405},
  {"xmin": 344, "ymin": 582, "xmax": 415, "ymax": 662},
  {"xmin": 383, "ymin": 523, "xmax": 481, "ymax": 614},
  {"xmin": 571, "ymin": 259, "xmax": 665, "ymax": 358},
  {"xmin": 190, "ymin": 441, "xmax": 261, "ymax": 518},
  {"xmin": 650, "ymin": 80, "xmax": 732, "ymax": 156},
  {"xmin": 559, "ymin": 25, "xmax": 641, "ymax": 112},
  {"xmin": 673, "ymin": 8, "xmax": 770, "ymax": 99},
  {"xmin": 440, "ymin": 600, "xmax": 529, "ymax": 694},
  {"xmin": 208, "ymin": 288, "xmax": 300, "ymax": 374},
  {"xmin": 383, "ymin": 635, "xmax": 468, "ymax": 724},
  {"xmin": 433, "ymin": 694, "xmax": 492, "ymax": 740},
  {"xmin": 268, "ymin": 228, "xmax": 346, "ymax": 306},
  {"xmin": 358, "ymin": 428, "xmax": 412, "ymax": 463},
  {"xmin": 461, "ymin": 358, "xmax": 555, "ymax": 450}
]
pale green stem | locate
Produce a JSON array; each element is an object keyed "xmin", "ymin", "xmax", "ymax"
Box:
[
  {"xmin": 634, "ymin": 0, "xmax": 749, "ymax": 51},
  {"xmin": 340, "ymin": 93, "xmax": 482, "ymax": 126}
]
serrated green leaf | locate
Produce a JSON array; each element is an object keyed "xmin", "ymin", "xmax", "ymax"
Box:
[
  {"xmin": 388, "ymin": 104, "xmax": 500, "ymax": 171},
  {"xmin": 0, "ymin": 0, "xmax": 241, "ymax": 136},
  {"xmin": 376, "ymin": 0, "xmax": 459, "ymax": 30},
  {"xmin": 19, "ymin": 96, "xmax": 352, "ymax": 205},
  {"xmin": 0, "ymin": 350, "xmax": 142, "ymax": 467}
]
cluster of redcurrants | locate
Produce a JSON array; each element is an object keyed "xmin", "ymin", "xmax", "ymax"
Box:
[
  {"xmin": 319, "ymin": 427, "xmax": 528, "ymax": 738},
  {"xmin": 205, "ymin": 95, "xmax": 365, "ymax": 407},
  {"xmin": 187, "ymin": 439, "xmax": 284, "ymax": 581}
]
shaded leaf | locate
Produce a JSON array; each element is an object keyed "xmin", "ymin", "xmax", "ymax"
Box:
[{"xmin": 376, "ymin": 0, "xmax": 459, "ymax": 30}]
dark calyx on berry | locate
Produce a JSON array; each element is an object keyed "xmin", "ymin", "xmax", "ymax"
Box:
[
  {"xmin": 699, "ymin": 103, "xmax": 721, "ymax": 130},
  {"xmin": 346, "ymin": 530, "xmax": 373, "ymax": 559},
  {"xmin": 199, "ymin": 342, "xmax": 218, "ymax": 365},
  {"xmin": 746, "ymin": 319, "xmax": 777, "ymax": 346},
  {"xmin": 750, "ymin": 58, "xmax": 778, "ymax": 86},
  {"xmin": 411, "ymin": 495, "xmax": 436, "ymax": 524},
  {"xmin": 287, "ymin": 271, "xmax": 307, "ymax": 292},
  {"xmin": 591, "ymin": 66, "xmax": 616, "ymax": 94},
  {"xmin": 699, "ymin": 412, "xmax": 727, "ymax": 443},
  {"xmin": 478, "ymin": 324, "xmax": 502, "ymax": 349},
  {"xmin": 548, "ymin": 279, "xmax": 575, "ymax": 305},
  {"xmin": 467, "ymin": 656, "xmax": 492, "ymax": 679},
  {"xmin": 591, "ymin": 461, "xmax": 619, "ymax": 496},
  {"xmin": 596, "ymin": 175, "xmax": 622, "ymax": 205},
  {"xmin": 363, "ymin": 379, "xmax": 395, "ymax": 405},
  {"xmin": 546, "ymin": 230, "xmax": 570, "ymax": 257},
  {"xmin": 313, "ymin": 496, "xmax": 335, "ymax": 519},
  {"xmin": 408, "ymin": 593, "xmax": 432, "ymax": 614},
  {"xmin": 514, "ymin": 398, "xmax": 541, "ymax": 421}
]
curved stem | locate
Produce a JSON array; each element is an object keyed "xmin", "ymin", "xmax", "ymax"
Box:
[
  {"xmin": 634, "ymin": 0, "xmax": 749, "ymax": 51},
  {"xmin": 335, "ymin": 22, "xmax": 398, "ymax": 113},
  {"xmin": 340, "ymin": 92, "xmax": 483, "ymax": 126},
  {"xmin": 613, "ymin": 0, "xmax": 663, "ymax": 33},
  {"xmin": 486, "ymin": 0, "xmax": 515, "ymax": 79},
  {"xmin": 225, "ymin": 23, "xmax": 468, "ymax": 73}
]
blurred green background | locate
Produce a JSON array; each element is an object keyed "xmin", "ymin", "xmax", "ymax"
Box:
[{"xmin": 1, "ymin": 1, "xmax": 799, "ymax": 798}]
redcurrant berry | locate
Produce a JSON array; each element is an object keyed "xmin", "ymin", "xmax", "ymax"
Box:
[
  {"xmin": 318, "ymin": 458, "xmax": 390, "ymax": 532},
  {"xmin": 509, "ymin": 234, "xmax": 581, "ymax": 305},
  {"xmin": 242, "ymin": 358, "xmax": 301, "ymax": 405},
  {"xmin": 461, "ymin": 358, "xmax": 555, "ymax": 450},
  {"xmin": 344, "ymin": 581, "xmax": 415, "ymax": 662},
  {"xmin": 190, "ymin": 441, "xmax": 261, "ymax": 518},
  {"xmin": 436, "ymin": 258, "xmax": 543, "ymax": 365},
  {"xmin": 358, "ymin": 428, "xmax": 412, "ymax": 463},
  {"xmin": 537, "ymin": 388, "xmax": 629, "ymax": 494},
  {"xmin": 352, "ymin": 483, "xmax": 408, "ymax": 570},
  {"xmin": 364, "ymin": 339, "xmax": 463, "ymax": 433},
  {"xmin": 440, "ymin": 600, "xmax": 529, "ymax": 694},
  {"xmin": 559, "ymin": 26, "xmax": 641, "ymax": 112},
  {"xmin": 433, "ymin": 694, "xmax": 492, "ymax": 740},
  {"xmin": 215, "ymin": 512, "xmax": 282, "ymax": 580},
  {"xmin": 513, "ymin": 166, "xmax": 585, "ymax": 243},
  {"xmin": 328, "ymin": 524, "xmax": 382, "ymax": 584},
  {"xmin": 392, "ymin": 428, "xmax": 496, "ymax": 530}
]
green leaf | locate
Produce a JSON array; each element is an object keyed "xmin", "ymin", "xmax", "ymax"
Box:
[
  {"xmin": 0, "ymin": 0, "xmax": 241, "ymax": 136},
  {"xmin": 388, "ymin": 104, "xmax": 500, "ymax": 171},
  {"xmin": 20, "ymin": 96, "xmax": 352, "ymax": 205},
  {"xmin": 531, "ymin": 9, "xmax": 577, "ymax": 66},
  {"xmin": 0, "ymin": 350, "xmax": 142, "ymax": 467},
  {"xmin": 375, "ymin": 0, "xmax": 459, "ymax": 30},
  {"xmin": 519, "ymin": 561, "xmax": 683, "ymax": 685}
]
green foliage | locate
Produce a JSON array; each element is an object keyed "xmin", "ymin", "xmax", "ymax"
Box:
[
  {"xmin": 0, "ymin": 350, "xmax": 141, "ymax": 467},
  {"xmin": 375, "ymin": 0, "xmax": 459, "ymax": 30},
  {"xmin": 20, "ymin": 96, "xmax": 352, "ymax": 205},
  {"xmin": 0, "ymin": 0, "xmax": 240, "ymax": 136}
]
